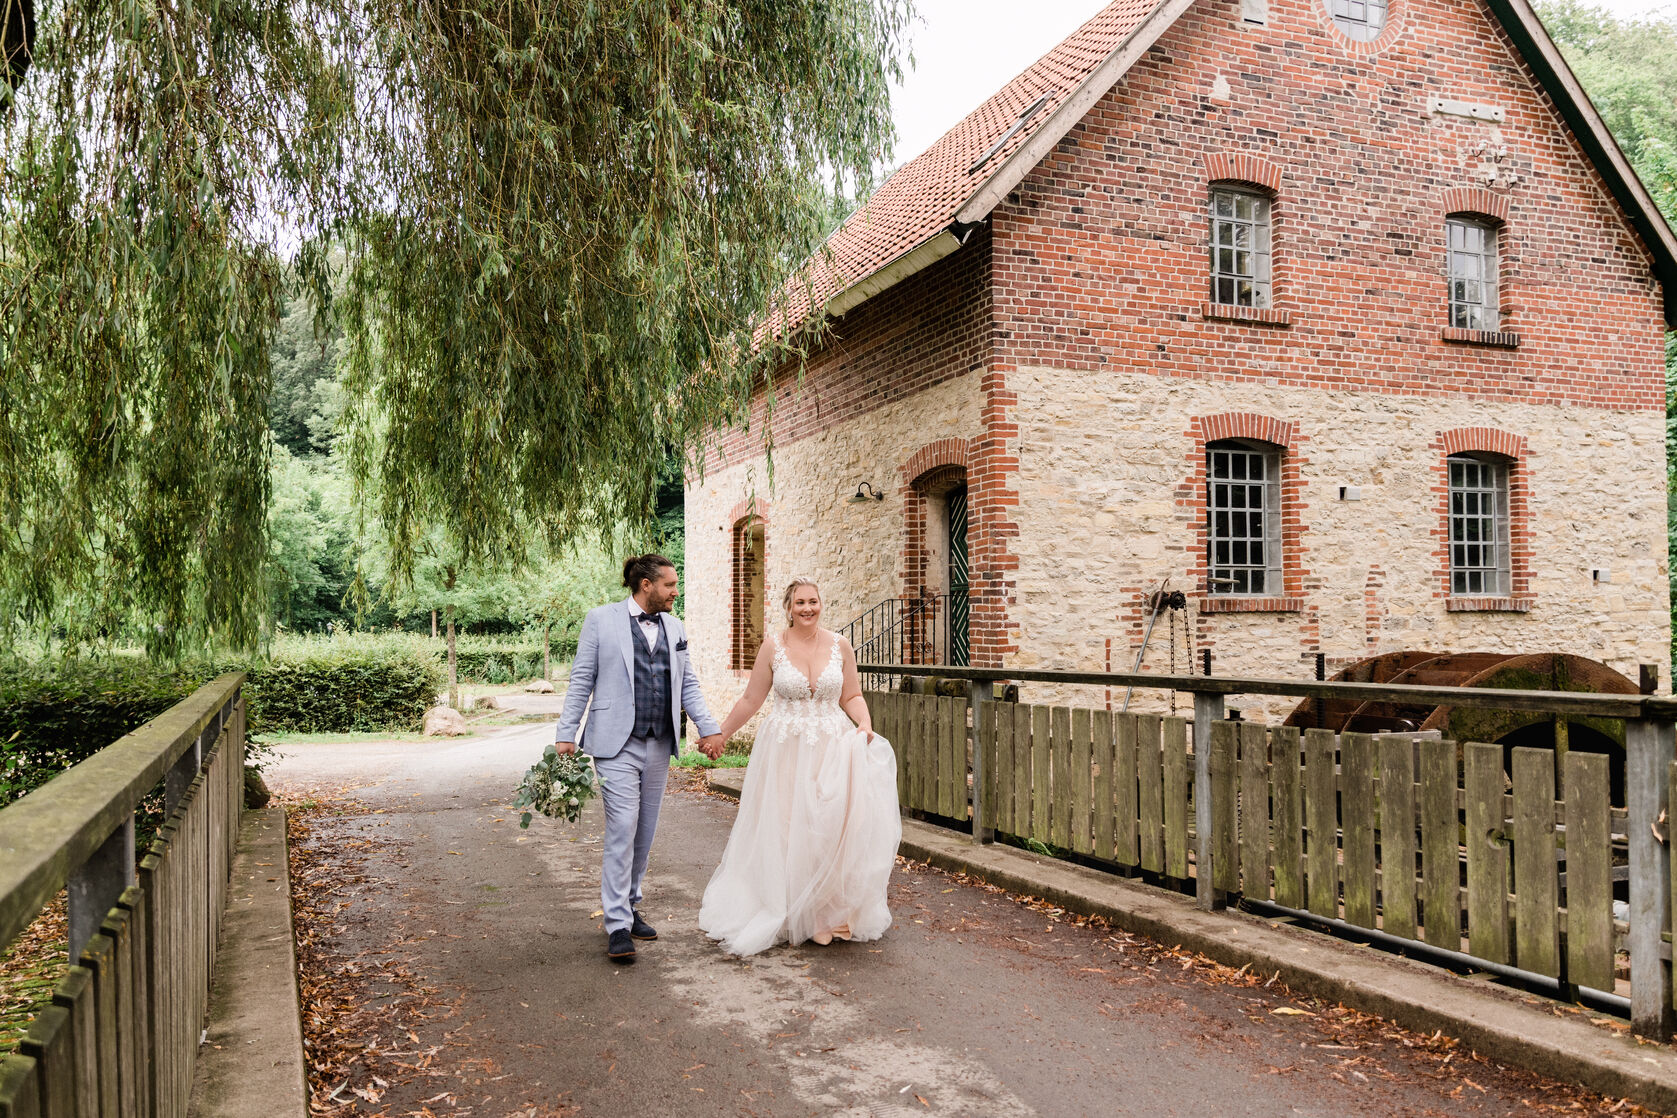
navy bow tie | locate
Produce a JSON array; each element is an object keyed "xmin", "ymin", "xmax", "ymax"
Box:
[{"xmin": 635, "ymin": 612, "xmax": 660, "ymax": 625}]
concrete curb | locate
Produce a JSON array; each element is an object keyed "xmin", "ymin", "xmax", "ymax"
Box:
[
  {"xmin": 189, "ymin": 806, "xmax": 309, "ymax": 1118},
  {"xmin": 707, "ymin": 767, "xmax": 1677, "ymax": 1114}
]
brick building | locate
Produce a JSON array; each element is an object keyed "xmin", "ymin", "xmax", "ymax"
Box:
[{"xmin": 685, "ymin": 0, "xmax": 1676, "ymax": 710}]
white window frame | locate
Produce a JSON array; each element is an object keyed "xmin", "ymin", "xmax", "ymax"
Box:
[
  {"xmin": 1208, "ymin": 188, "xmax": 1272, "ymax": 309},
  {"xmin": 1207, "ymin": 440, "xmax": 1283, "ymax": 596},
  {"xmin": 1329, "ymin": 0, "xmax": 1388, "ymax": 40},
  {"xmin": 1448, "ymin": 453, "xmax": 1511, "ymax": 597},
  {"xmin": 1447, "ymin": 218, "xmax": 1500, "ymax": 331}
]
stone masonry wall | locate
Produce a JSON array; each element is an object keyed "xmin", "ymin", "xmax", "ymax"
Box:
[
  {"xmin": 686, "ymin": 374, "xmax": 986, "ymax": 721},
  {"xmin": 1004, "ymin": 367, "xmax": 1669, "ymax": 716}
]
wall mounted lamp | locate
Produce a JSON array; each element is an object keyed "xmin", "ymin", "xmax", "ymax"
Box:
[{"xmin": 845, "ymin": 482, "xmax": 886, "ymax": 505}]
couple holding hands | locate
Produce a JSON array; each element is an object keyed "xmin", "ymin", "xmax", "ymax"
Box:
[{"xmin": 553, "ymin": 554, "xmax": 901, "ymax": 963}]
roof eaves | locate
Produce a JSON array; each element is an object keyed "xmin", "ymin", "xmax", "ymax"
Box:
[
  {"xmin": 825, "ymin": 227, "xmax": 966, "ymax": 319},
  {"xmin": 1481, "ymin": 0, "xmax": 1677, "ymax": 328},
  {"xmin": 956, "ymin": 0, "xmax": 1201, "ymax": 226}
]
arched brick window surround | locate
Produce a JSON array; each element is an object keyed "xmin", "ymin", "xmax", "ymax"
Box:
[
  {"xmin": 1203, "ymin": 153, "xmax": 1282, "ymax": 194},
  {"xmin": 1434, "ymin": 428, "xmax": 1533, "ymax": 611},
  {"xmin": 1314, "ymin": 0, "xmax": 1405, "ymax": 57},
  {"xmin": 729, "ymin": 498, "xmax": 770, "ymax": 671},
  {"xmin": 1442, "ymin": 186, "xmax": 1509, "ymax": 225},
  {"xmin": 1183, "ymin": 413, "xmax": 1309, "ymax": 612},
  {"xmin": 899, "ymin": 438, "xmax": 972, "ymax": 597},
  {"xmin": 1203, "ymin": 155, "xmax": 1292, "ymax": 327}
]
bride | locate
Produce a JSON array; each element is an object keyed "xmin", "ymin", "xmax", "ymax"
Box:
[{"xmin": 699, "ymin": 578, "xmax": 902, "ymax": 956}]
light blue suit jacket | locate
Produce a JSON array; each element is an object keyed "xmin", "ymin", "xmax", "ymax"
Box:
[{"xmin": 555, "ymin": 598, "xmax": 721, "ymax": 759}]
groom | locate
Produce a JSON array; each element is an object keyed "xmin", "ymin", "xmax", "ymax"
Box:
[{"xmin": 555, "ymin": 553, "xmax": 724, "ymax": 963}]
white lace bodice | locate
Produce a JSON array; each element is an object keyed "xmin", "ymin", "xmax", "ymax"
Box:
[{"xmin": 769, "ymin": 632, "xmax": 846, "ymax": 714}]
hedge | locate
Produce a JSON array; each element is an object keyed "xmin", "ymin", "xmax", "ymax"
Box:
[{"xmin": 0, "ymin": 645, "xmax": 443, "ymax": 807}]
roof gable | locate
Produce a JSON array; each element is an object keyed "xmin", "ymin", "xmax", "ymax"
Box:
[{"xmin": 800, "ymin": 0, "xmax": 1677, "ymax": 330}]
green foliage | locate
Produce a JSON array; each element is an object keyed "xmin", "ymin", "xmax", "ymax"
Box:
[
  {"xmin": 335, "ymin": 0, "xmax": 911, "ymax": 591},
  {"xmin": 267, "ymin": 296, "xmax": 344, "ymax": 458},
  {"xmin": 0, "ymin": 660, "xmax": 197, "ymax": 806},
  {"xmin": 0, "ymin": 639, "xmax": 444, "ymax": 806},
  {"xmin": 0, "ymin": 0, "xmax": 344, "ymax": 656},
  {"xmin": 1, "ymin": 0, "xmax": 909, "ymax": 656},
  {"xmin": 1539, "ymin": 0, "xmax": 1677, "ymax": 192},
  {"xmin": 671, "ymin": 750, "xmax": 750, "ymax": 770},
  {"xmin": 232, "ymin": 645, "xmax": 440, "ymax": 735}
]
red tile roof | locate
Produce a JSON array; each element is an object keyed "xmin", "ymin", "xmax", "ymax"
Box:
[{"xmin": 777, "ymin": 0, "xmax": 1168, "ymax": 332}]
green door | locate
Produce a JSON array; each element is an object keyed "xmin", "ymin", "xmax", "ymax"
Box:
[{"xmin": 948, "ymin": 485, "xmax": 969, "ymax": 667}]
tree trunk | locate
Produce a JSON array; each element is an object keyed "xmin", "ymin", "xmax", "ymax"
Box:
[
  {"xmin": 432, "ymin": 609, "xmax": 438, "ymax": 639},
  {"xmin": 543, "ymin": 622, "xmax": 551, "ymax": 682},
  {"xmin": 446, "ymin": 605, "xmax": 458, "ymax": 710}
]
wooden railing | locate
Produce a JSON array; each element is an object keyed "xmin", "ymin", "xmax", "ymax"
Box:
[
  {"xmin": 0, "ymin": 673, "xmax": 247, "ymax": 1117},
  {"xmin": 864, "ymin": 664, "xmax": 1677, "ymax": 1038}
]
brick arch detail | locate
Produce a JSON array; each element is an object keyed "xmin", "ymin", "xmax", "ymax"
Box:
[
  {"xmin": 1203, "ymin": 153, "xmax": 1283, "ymax": 194},
  {"xmin": 727, "ymin": 496, "xmax": 771, "ymax": 526},
  {"xmin": 1197, "ymin": 412, "xmax": 1298, "ymax": 449},
  {"xmin": 729, "ymin": 503, "xmax": 770, "ymax": 672},
  {"xmin": 1441, "ymin": 187, "xmax": 1510, "ymax": 225},
  {"xmin": 1433, "ymin": 428, "xmax": 1533, "ymax": 608},
  {"xmin": 1439, "ymin": 426, "xmax": 1526, "ymax": 459},
  {"xmin": 898, "ymin": 438, "xmax": 980, "ymax": 655},
  {"xmin": 1181, "ymin": 412, "xmax": 1309, "ymax": 612},
  {"xmin": 901, "ymin": 438, "xmax": 970, "ymax": 486}
]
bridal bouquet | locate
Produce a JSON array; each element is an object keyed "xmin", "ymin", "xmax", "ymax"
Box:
[{"xmin": 513, "ymin": 745, "xmax": 599, "ymax": 828}]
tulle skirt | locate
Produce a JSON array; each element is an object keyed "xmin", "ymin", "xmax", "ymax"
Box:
[{"xmin": 700, "ymin": 706, "xmax": 901, "ymax": 956}]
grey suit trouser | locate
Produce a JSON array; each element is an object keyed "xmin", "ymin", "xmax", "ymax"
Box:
[{"xmin": 594, "ymin": 731, "xmax": 671, "ymax": 933}]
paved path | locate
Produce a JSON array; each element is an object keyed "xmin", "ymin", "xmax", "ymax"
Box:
[{"xmin": 270, "ymin": 728, "xmax": 1629, "ymax": 1117}]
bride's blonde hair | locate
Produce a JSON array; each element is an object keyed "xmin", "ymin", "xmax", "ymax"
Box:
[{"xmin": 782, "ymin": 577, "xmax": 821, "ymax": 622}]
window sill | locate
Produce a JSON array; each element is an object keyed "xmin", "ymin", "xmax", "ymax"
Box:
[
  {"xmin": 1446, "ymin": 597, "xmax": 1534, "ymax": 613},
  {"xmin": 1441, "ymin": 326, "xmax": 1520, "ymax": 349},
  {"xmin": 1198, "ymin": 596, "xmax": 1305, "ymax": 613},
  {"xmin": 1202, "ymin": 303, "xmax": 1292, "ymax": 327}
]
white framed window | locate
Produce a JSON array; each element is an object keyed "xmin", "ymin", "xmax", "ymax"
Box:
[
  {"xmin": 1207, "ymin": 440, "xmax": 1282, "ymax": 595},
  {"xmin": 1447, "ymin": 218, "xmax": 1499, "ymax": 331},
  {"xmin": 1208, "ymin": 188, "xmax": 1272, "ymax": 309},
  {"xmin": 1329, "ymin": 0, "xmax": 1388, "ymax": 39},
  {"xmin": 1448, "ymin": 454, "xmax": 1510, "ymax": 596}
]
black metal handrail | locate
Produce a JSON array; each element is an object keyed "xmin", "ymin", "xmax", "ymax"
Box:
[
  {"xmin": 841, "ymin": 595, "xmax": 961, "ymax": 678},
  {"xmin": 855, "ymin": 661, "xmax": 1675, "ymax": 719}
]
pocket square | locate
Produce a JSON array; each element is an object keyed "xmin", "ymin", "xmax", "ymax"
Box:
[{"xmin": 676, "ymin": 639, "xmax": 689, "ymax": 651}]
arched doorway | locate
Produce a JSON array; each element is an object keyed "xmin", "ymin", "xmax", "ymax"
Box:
[
  {"xmin": 731, "ymin": 516, "xmax": 765, "ymax": 670},
  {"xmin": 911, "ymin": 466, "xmax": 969, "ymax": 667}
]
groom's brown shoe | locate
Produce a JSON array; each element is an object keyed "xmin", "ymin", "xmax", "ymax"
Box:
[
  {"xmin": 630, "ymin": 911, "xmax": 658, "ymax": 940},
  {"xmin": 607, "ymin": 929, "xmax": 636, "ymax": 963}
]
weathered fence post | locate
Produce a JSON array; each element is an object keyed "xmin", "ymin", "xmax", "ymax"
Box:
[
  {"xmin": 1627, "ymin": 713, "xmax": 1675, "ymax": 1038},
  {"xmin": 969, "ymin": 681, "xmax": 992, "ymax": 844},
  {"xmin": 1193, "ymin": 690, "xmax": 1225, "ymax": 910},
  {"xmin": 67, "ymin": 817, "xmax": 135, "ymax": 960}
]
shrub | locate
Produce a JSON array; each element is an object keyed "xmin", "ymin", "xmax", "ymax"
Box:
[
  {"xmin": 0, "ymin": 642, "xmax": 443, "ymax": 807},
  {"xmin": 0, "ymin": 658, "xmax": 197, "ymax": 806},
  {"xmin": 229, "ymin": 645, "xmax": 441, "ymax": 734}
]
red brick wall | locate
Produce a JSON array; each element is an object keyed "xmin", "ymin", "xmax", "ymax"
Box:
[
  {"xmin": 703, "ymin": 228, "xmax": 993, "ymax": 474},
  {"xmin": 987, "ymin": 0, "xmax": 1667, "ymax": 410}
]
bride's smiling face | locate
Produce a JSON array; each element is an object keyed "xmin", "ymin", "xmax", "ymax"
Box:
[{"xmin": 788, "ymin": 586, "xmax": 822, "ymax": 629}]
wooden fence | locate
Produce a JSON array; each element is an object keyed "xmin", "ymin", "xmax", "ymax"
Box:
[
  {"xmin": 0, "ymin": 674, "xmax": 247, "ymax": 1118},
  {"xmin": 865, "ymin": 665, "xmax": 1677, "ymax": 1037}
]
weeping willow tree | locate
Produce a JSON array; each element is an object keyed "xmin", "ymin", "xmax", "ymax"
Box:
[{"xmin": 0, "ymin": 0, "xmax": 909, "ymax": 654}]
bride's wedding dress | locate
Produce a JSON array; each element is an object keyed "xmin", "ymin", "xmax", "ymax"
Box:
[{"xmin": 699, "ymin": 634, "xmax": 901, "ymax": 956}]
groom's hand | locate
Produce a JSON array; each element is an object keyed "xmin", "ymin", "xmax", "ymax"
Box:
[
  {"xmin": 555, "ymin": 740, "xmax": 578, "ymax": 755},
  {"xmin": 698, "ymin": 734, "xmax": 725, "ymax": 760}
]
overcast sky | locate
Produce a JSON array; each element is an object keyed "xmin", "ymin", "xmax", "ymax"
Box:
[{"xmin": 885, "ymin": 0, "xmax": 1675, "ymax": 168}]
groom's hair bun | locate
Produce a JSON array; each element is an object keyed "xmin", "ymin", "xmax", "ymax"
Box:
[{"xmin": 623, "ymin": 553, "xmax": 675, "ymax": 591}]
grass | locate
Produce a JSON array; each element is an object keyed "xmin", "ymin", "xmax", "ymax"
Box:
[
  {"xmin": 260, "ymin": 730, "xmax": 444, "ymax": 745},
  {"xmin": 672, "ymin": 750, "xmax": 750, "ymax": 769}
]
